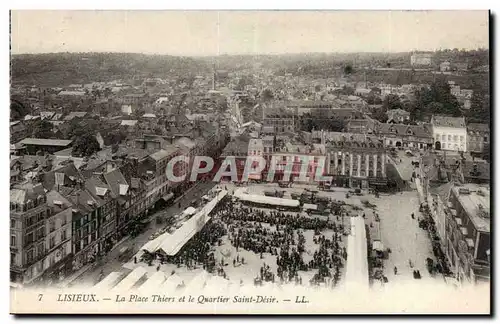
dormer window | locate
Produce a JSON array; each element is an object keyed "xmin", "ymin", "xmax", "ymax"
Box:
[{"xmin": 407, "ymin": 128, "xmax": 413, "ymax": 135}]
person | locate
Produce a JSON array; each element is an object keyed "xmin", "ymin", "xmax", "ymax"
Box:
[
  {"xmin": 394, "ymin": 266, "xmax": 398, "ymax": 275},
  {"xmin": 411, "ymin": 213, "xmax": 415, "ymax": 219},
  {"xmin": 409, "ymin": 259, "xmax": 413, "ymax": 268}
]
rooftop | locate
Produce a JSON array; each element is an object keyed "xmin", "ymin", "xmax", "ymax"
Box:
[
  {"xmin": 452, "ymin": 184, "xmax": 490, "ymax": 233},
  {"xmin": 19, "ymin": 138, "xmax": 73, "ymax": 147},
  {"xmin": 467, "ymin": 123, "xmax": 490, "ymax": 133},
  {"xmin": 431, "ymin": 115, "xmax": 466, "ymax": 128},
  {"xmin": 149, "ymin": 147, "xmax": 179, "ymax": 161}
]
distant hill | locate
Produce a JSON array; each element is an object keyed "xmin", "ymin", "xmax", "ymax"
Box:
[{"xmin": 10, "ymin": 52, "xmax": 211, "ymax": 86}]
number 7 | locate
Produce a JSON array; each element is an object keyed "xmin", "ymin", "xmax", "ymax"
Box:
[{"xmin": 38, "ymin": 294, "xmax": 43, "ymax": 301}]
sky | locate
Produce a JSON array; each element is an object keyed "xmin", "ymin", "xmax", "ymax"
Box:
[{"xmin": 10, "ymin": 10, "xmax": 489, "ymax": 56}]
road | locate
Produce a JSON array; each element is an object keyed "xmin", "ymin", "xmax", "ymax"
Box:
[
  {"xmin": 71, "ymin": 180, "xmax": 217, "ymax": 287},
  {"xmin": 375, "ymin": 191, "xmax": 442, "ymax": 286}
]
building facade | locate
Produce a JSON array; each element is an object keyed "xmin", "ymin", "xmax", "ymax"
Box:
[
  {"xmin": 446, "ymin": 185, "xmax": 490, "ymax": 284},
  {"xmin": 466, "ymin": 123, "xmax": 489, "ymax": 154},
  {"xmin": 10, "ymin": 183, "xmax": 51, "ymax": 286},
  {"xmin": 411, "ymin": 53, "xmax": 433, "ymax": 66},
  {"xmin": 431, "ymin": 115, "xmax": 467, "ymax": 152}
]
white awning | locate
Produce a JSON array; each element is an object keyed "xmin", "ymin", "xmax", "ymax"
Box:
[
  {"xmin": 138, "ymin": 272, "xmax": 166, "ymax": 293},
  {"xmin": 303, "ymin": 203, "xmax": 318, "ymax": 211},
  {"xmin": 94, "ymin": 272, "xmax": 123, "ymax": 290},
  {"xmin": 372, "ymin": 241, "xmax": 384, "ymax": 252},
  {"xmin": 156, "ymin": 190, "xmax": 227, "ymax": 256},
  {"xmin": 182, "ymin": 207, "xmax": 197, "ymax": 216},
  {"xmin": 141, "ymin": 232, "xmax": 169, "ymax": 253},
  {"xmin": 112, "ymin": 267, "xmax": 147, "ymax": 292},
  {"xmin": 238, "ymin": 193, "xmax": 300, "ymax": 208}
]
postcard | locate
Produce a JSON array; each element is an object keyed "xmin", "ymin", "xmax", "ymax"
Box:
[{"xmin": 9, "ymin": 10, "xmax": 491, "ymax": 314}]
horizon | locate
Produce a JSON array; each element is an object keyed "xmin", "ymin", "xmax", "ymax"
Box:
[
  {"xmin": 11, "ymin": 11, "xmax": 489, "ymax": 56},
  {"xmin": 10, "ymin": 48, "xmax": 489, "ymax": 58}
]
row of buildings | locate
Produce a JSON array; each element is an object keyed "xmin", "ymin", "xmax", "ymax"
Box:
[
  {"xmin": 418, "ymin": 151, "xmax": 490, "ymax": 284},
  {"xmin": 10, "ymin": 125, "xmax": 230, "ymax": 287}
]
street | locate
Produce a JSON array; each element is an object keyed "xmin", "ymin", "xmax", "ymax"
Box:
[
  {"xmin": 71, "ymin": 180, "xmax": 217, "ymax": 287},
  {"xmin": 374, "ymin": 191, "xmax": 442, "ymax": 286}
]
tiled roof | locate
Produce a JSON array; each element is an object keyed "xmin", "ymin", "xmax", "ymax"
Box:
[
  {"xmin": 431, "ymin": 115, "xmax": 466, "ymax": 128},
  {"xmin": 467, "ymin": 123, "xmax": 490, "ymax": 133}
]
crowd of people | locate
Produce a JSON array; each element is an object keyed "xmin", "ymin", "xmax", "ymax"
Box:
[{"xmin": 139, "ymin": 194, "xmax": 349, "ymax": 288}]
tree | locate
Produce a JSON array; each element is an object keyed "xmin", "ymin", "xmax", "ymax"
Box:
[
  {"xmin": 72, "ymin": 133, "xmax": 100, "ymax": 157},
  {"xmin": 372, "ymin": 107, "xmax": 388, "ymax": 123},
  {"xmin": 382, "ymin": 94, "xmax": 403, "ymax": 111},
  {"xmin": 467, "ymin": 92, "xmax": 490, "ymax": 124},
  {"xmin": 343, "ymin": 65, "xmax": 353, "ymax": 75},
  {"xmin": 10, "ymin": 99, "xmax": 29, "ymax": 120},
  {"xmin": 103, "ymin": 87, "xmax": 112, "ymax": 98},
  {"xmin": 261, "ymin": 89, "xmax": 274, "ymax": 102},
  {"xmin": 31, "ymin": 120, "xmax": 54, "ymax": 138}
]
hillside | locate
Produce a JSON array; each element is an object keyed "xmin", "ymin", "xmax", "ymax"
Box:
[{"xmin": 10, "ymin": 52, "xmax": 211, "ymax": 86}]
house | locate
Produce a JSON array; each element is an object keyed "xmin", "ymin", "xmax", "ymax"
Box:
[
  {"xmin": 467, "ymin": 123, "xmax": 490, "ymax": 154},
  {"xmin": 378, "ymin": 123, "xmax": 434, "ymax": 149},
  {"xmin": 411, "ymin": 53, "xmax": 433, "ymax": 66},
  {"xmin": 63, "ymin": 112, "xmax": 88, "ymax": 121},
  {"xmin": 121, "ymin": 105, "xmax": 133, "ymax": 116},
  {"xmin": 386, "ymin": 109, "xmax": 410, "ymax": 124},
  {"xmin": 18, "ymin": 138, "xmax": 73, "ymax": 155},
  {"xmin": 461, "ymin": 161, "xmax": 490, "ymax": 184},
  {"xmin": 446, "ymin": 184, "xmax": 490, "ymax": 284},
  {"xmin": 440, "ymin": 61, "xmax": 451, "ymax": 72},
  {"xmin": 430, "ymin": 115, "xmax": 467, "ymax": 151},
  {"xmin": 10, "ymin": 182, "xmax": 52, "ymax": 285}
]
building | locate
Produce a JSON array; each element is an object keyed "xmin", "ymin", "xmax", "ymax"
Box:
[
  {"xmin": 67, "ymin": 188, "xmax": 101, "ymax": 270},
  {"xmin": 461, "ymin": 161, "xmax": 490, "ymax": 184},
  {"xmin": 411, "ymin": 53, "xmax": 433, "ymax": 66},
  {"xmin": 467, "ymin": 123, "xmax": 490, "ymax": 154},
  {"xmin": 323, "ymin": 133, "xmax": 387, "ymax": 188},
  {"xmin": 263, "ymin": 109, "xmax": 295, "ymax": 134},
  {"xmin": 447, "ymin": 185, "xmax": 490, "ymax": 284},
  {"xmin": 10, "ymin": 182, "xmax": 51, "ymax": 286},
  {"xmin": 270, "ymin": 142, "xmax": 327, "ymax": 184},
  {"xmin": 378, "ymin": 123, "xmax": 434, "ymax": 150},
  {"xmin": 219, "ymin": 135, "xmax": 250, "ymax": 182},
  {"xmin": 440, "ymin": 61, "xmax": 451, "ymax": 72},
  {"xmin": 430, "ymin": 115, "xmax": 467, "ymax": 151},
  {"xmin": 386, "ymin": 109, "xmax": 410, "ymax": 124},
  {"xmin": 41, "ymin": 190, "xmax": 74, "ymax": 283},
  {"xmin": 284, "ymin": 100, "xmax": 335, "ymax": 116},
  {"xmin": 18, "ymin": 138, "xmax": 73, "ymax": 155},
  {"xmin": 63, "ymin": 111, "xmax": 88, "ymax": 121}
]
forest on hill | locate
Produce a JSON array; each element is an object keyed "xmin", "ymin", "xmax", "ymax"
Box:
[{"xmin": 11, "ymin": 52, "xmax": 211, "ymax": 86}]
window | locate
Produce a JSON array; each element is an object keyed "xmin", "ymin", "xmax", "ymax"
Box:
[
  {"xmin": 49, "ymin": 220, "xmax": 55, "ymax": 233},
  {"xmin": 61, "ymin": 229, "xmax": 67, "ymax": 241},
  {"xmin": 484, "ymin": 136, "xmax": 488, "ymax": 142},
  {"xmin": 27, "ymin": 249, "xmax": 34, "ymax": 263},
  {"xmin": 26, "ymin": 232, "xmax": 34, "ymax": 245},
  {"xmin": 453, "ymin": 135, "xmax": 458, "ymax": 142},
  {"xmin": 61, "ymin": 215, "xmax": 67, "ymax": 226},
  {"xmin": 11, "ymin": 253, "xmax": 16, "ymax": 265},
  {"xmin": 10, "ymin": 219, "xmax": 15, "ymax": 228},
  {"xmin": 441, "ymin": 134, "xmax": 446, "ymax": 141},
  {"xmin": 49, "ymin": 235, "xmax": 55, "ymax": 249},
  {"xmin": 10, "ymin": 235, "xmax": 16, "ymax": 247},
  {"xmin": 448, "ymin": 135, "xmax": 452, "ymax": 141},
  {"xmin": 460, "ymin": 136, "xmax": 464, "ymax": 142}
]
